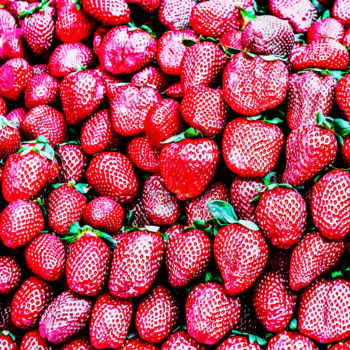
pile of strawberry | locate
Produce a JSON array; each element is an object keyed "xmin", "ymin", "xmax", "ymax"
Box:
[{"xmin": 1, "ymin": 0, "xmax": 350, "ymax": 348}]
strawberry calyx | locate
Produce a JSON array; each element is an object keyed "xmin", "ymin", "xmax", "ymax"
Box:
[
  {"xmin": 303, "ymin": 68, "xmax": 345, "ymax": 81},
  {"xmin": 18, "ymin": 0, "xmax": 51, "ymax": 19},
  {"xmin": 52, "ymin": 180, "xmax": 90, "ymax": 194},
  {"xmin": 183, "ymin": 219, "xmax": 213, "ymax": 236},
  {"xmin": 128, "ymin": 22, "xmax": 157, "ymax": 39},
  {"xmin": 74, "ymin": 0, "xmax": 82, "ymax": 10},
  {"xmin": 205, "ymin": 271, "xmax": 223, "ymax": 284},
  {"xmin": 236, "ymin": 5, "xmax": 256, "ymax": 29},
  {"xmin": 34, "ymin": 198, "xmax": 47, "ymax": 216},
  {"xmin": 331, "ymin": 262, "xmax": 350, "ymax": 280},
  {"xmin": 0, "ymin": 115, "xmax": 16, "ymax": 130},
  {"xmin": 161, "ymin": 127, "xmax": 203, "ymax": 144},
  {"xmin": 288, "ymin": 318, "xmax": 298, "ymax": 331},
  {"xmin": 231, "ymin": 330, "xmax": 267, "ymax": 346},
  {"xmin": 243, "ymin": 48, "xmax": 288, "ymax": 62},
  {"xmin": 182, "ymin": 38, "xmax": 197, "ymax": 47},
  {"xmin": 0, "ymin": 330, "xmax": 15, "ymax": 342},
  {"xmin": 246, "ymin": 110, "xmax": 284, "ymax": 125},
  {"xmin": 19, "ymin": 136, "xmax": 55, "ymax": 161},
  {"xmin": 120, "ymin": 210, "xmax": 161, "ymax": 235}
]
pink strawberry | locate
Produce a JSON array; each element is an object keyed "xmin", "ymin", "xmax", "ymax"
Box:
[
  {"xmin": 131, "ymin": 65, "xmax": 169, "ymax": 93},
  {"xmin": 267, "ymin": 332, "xmax": 319, "ymax": 350},
  {"xmin": 336, "ymin": 74, "xmax": 350, "ymax": 122},
  {"xmin": 333, "ymin": 0, "xmax": 350, "ymax": 27},
  {"xmin": 307, "ymin": 18, "xmax": 345, "ymax": 42},
  {"xmin": 19, "ymin": 330, "xmax": 53, "ymax": 350},
  {"xmin": 0, "ymin": 257, "xmax": 21, "ymax": 294},
  {"xmin": 0, "ymin": 116, "xmax": 20, "ymax": 160},
  {"xmin": 158, "ymin": 0, "xmax": 195, "ymax": 30}
]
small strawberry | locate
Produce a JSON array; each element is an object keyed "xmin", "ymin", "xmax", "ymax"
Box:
[
  {"xmin": 121, "ymin": 337, "xmax": 158, "ymax": 350},
  {"xmin": 216, "ymin": 336, "xmax": 263, "ymax": 350},
  {"xmin": 158, "ymin": 0, "xmax": 195, "ymax": 30},
  {"xmin": 333, "ymin": 0, "xmax": 350, "ymax": 27},
  {"xmin": 108, "ymin": 230, "xmax": 164, "ymax": 298},
  {"xmin": 307, "ymin": 18, "xmax": 345, "ymax": 43},
  {"xmin": 0, "ymin": 116, "xmax": 20, "ymax": 160},
  {"xmin": 267, "ymin": 331, "xmax": 319, "ymax": 350},
  {"xmin": 131, "ymin": 65, "xmax": 169, "ymax": 93},
  {"xmin": 186, "ymin": 282, "xmax": 241, "ymax": 345},
  {"xmin": 336, "ymin": 74, "xmax": 350, "ymax": 122},
  {"xmin": 0, "ymin": 331, "xmax": 17, "ymax": 350},
  {"xmin": 20, "ymin": 330, "xmax": 53, "ymax": 350},
  {"xmin": 61, "ymin": 337, "xmax": 93, "ymax": 350},
  {"xmin": 0, "ymin": 257, "xmax": 21, "ymax": 294},
  {"xmin": 90, "ymin": 293, "xmax": 133, "ymax": 349},
  {"xmin": 136, "ymin": 285, "xmax": 179, "ymax": 344}
]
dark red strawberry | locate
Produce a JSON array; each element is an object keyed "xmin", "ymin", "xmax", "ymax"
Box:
[
  {"xmin": 0, "ymin": 116, "xmax": 20, "ymax": 160},
  {"xmin": 0, "ymin": 257, "xmax": 21, "ymax": 294},
  {"xmin": 216, "ymin": 336, "xmax": 262, "ymax": 350},
  {"xmin": 336, "ymin": 74, "xmax": 350, "ymax": 122},
  {"xmin": 20, "ymin": 330, "xmax": 53, "ymax": 350},
  {"xmin": 307, "ymin": 18, "xmax": 345, "ymax": 42},
  {"xmin": 131, "ymin": 65, "xmax": 169, "ymax": 93},
  {"xmin": 267, "ymin": 331, "xmax": 319, "ymax": 350},
  {"xmin": 90, "ymin": 293, "xmax": 133, "ymax": 349},
  {"xmin": 61, "ymin": 337, "xmax": 93, "ymax": 350},
  {"xmin": 0, "ymin": 331, "xmax": 17, "ymax": 350},
  {"xmin": 136, "ymin": 285, "xmax": 179, "ymax": 344},
  {"xmin": 158, "ymin": 0, "xmax": 195, "ymax": 30},
  {"xmin": 333, "ymin": 0, "xmax": 350, "ymax": 27}
]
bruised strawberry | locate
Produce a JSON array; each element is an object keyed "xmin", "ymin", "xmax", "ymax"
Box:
[
  {"xmin": 333, "ymin": 0, "xmax": 350, "ymax": 27},
  {"xmin": 336, "ymin": 74, "xmax": 350, "ymax": 122},
  {"xmin": 307, "ymin": 18, "xmax": 345, "ymax": 43},
  {"xmin": 267, "ymin": 332, "xmax": 319, "ymax": 350},
  {"xmin": 161, "ymin": 331, "xmax": 207, "ymax": 350},
  {"xmin": 158, "ymin": 0, "xmax": 195, "ymax": 30},
  {"xmin": 131, "ymin": 65, "xmax": 169, "ymax": 93},
  {"xmin": 0, "ymin": 257, "xmax": 21, "ymax": 294},
  {"xmin": 0, "ymin": 116, "xmax": 20, "ymax": 160},
  {"xmin": 20, "ymin": 330, "xmax": 53, "ymax": 350}
]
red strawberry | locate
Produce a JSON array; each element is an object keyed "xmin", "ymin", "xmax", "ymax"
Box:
[
  {"xmin": 166, "ymin": 228, "xmax": 211, "ymax": 288},
  {"xmin": 111, "ymin": 84, "xmax": 162, "ymax": 137},
  {"xmin": 99, "ymin": 25, "xmax": 157, "ymax": 75},
  {"xmin": 0, "ymin": 200, "xmax": 44, "ymax": 248},
  {"xmin": 222, "ymin": 117, "xmax": 284, "ymax": 178},
  {"xmin": 121, "ymin": 338, "xmax": 158, "ymax": 350},
  {"xmin": 216, "ymin": 336, "xmax": 262, "ymax": 350},
  {"xmin": 61, "ymin": 337, "xmax": 93, "ymax": 350},
  {"xmin": 0, "ymin": 116, "xmax": 20, "ymax": 160},
  {"xmin": 223, "ymin": 53, "xmax": 288, "ymax": 115},
  {"xmin": 311, "ymin": 169, "xmax": 350, "ymax": 240},
  {"xmin": 108, "ymin": 230, "xmax": 164, "ymax": 298},
  {"xmin": 0, "ymin": 27, "xmax": 28, "ymax": 62},
  {"xmin": 341, "ymin": 135, "xmax": 350, "ymax": 166},
  {"xmin": 343, "ymin": 28, "xmax": 350, "ymax": 45},
  {"xmin": 165, "ymin": 82, "xmax": 183, "ymax": 98},
  {"xmin": 95, "ymin": 66, "xmax": 122, "ymax": 102},
  {"xmin": 329, "ymin": 340, "xmax": 350, "ymax": 350},
  {"xmin": 267, "ymin": 332, "xmax": 319, "ymax": 350},
  {"xmin": 92, "ymin": 25, "xmax": 110, "ymax": 56},
  {"xmin": 0, "ymin": 97, "xmax": 6, "ymax": 115},
  {"xmin": 86, "ymin": 152, "xmax": 139, "ymax": 204},
  {"xmin": 0, "ymin": 58, "xmax": 33, "ymax": 101},
  {"xmin": 0, "ymin": 9, "xmax": 17, "ymax": 34},
  {"xmin": 136, "ymin": 285, "xmax": 179, "ymax": 344},
  {"xmin": 21, "ymin": 106, "xmax": 67, "ymax": 147},
  {"xmin": 25, "ymin": 233, "xmax": 66, "ymax": 282},
  {"xmin": 90, "ymin": 293, "xmax": 133, "ymax": 349},
  {"xmin": 131, "ymin": 65, "xmax": 169, "ymax": 93},
  {"xmin": 11, "ymin": 276, "xmax": 53, "ymax": 329},
  {"xmin": 220, "ymin": 29, "xmax": 243, "ymax": 51},
  {"xmin": 298, "ymin": 278, "xmax": 350, "ymax": 343},
  {"xmin": 307, "ymin": 18, "xmax": 345, "ymax": 42},
  {"xmin": 48, "ymin": 43, "xmax": 95, "ymax": 78},
  {"xmin": 333, "ymin": 0, "xmax": 350, "ymax": 27},
  {"xmin": 83, "ymin": 196, "xmax": 124, "ymax": 235},
  {"xmin": 336, "ymin": 74, "xmax": 350, "ymax": 122},
  {"xmin": 0, "ymin": 257, "xmax": 21, "ymax": 294},
  {"xmin": 290, "ymin": 231, "xmax": 347, "ymax": 291},
  {"xmin": 158, "ymin": 0, "xmax": 195, "ymax": 30},
  {"xmin": 60, "ymin": 69, "xmax": 105, "ymax": 125},
  {"xmin": 0, "ymin": 331, "xmax": 17, "ymax": 350},
  {"xmin": 39, "ymin": 290, "xmax": 92, "ymax": 344},
  {"xmin": 186, "ymin": 282, "xmax": 241, "ymax": 345},
  {"xmin": 20, "ymin": 330, "xmax": 53, "ymax": 350},
  {"xmin": 161, "ymin": 331, "xmax": 206, "ymax": 350},
  {"xmin": 144, "ymin": 99, "xmax": 184, "ymax": 149},
  {"xmin": 5, "ymin": 108, "xmax": 27, "ymax": 129},
  {"xmin": 126, "ymin": 0, "xmax": 160, "ymax": 12}
]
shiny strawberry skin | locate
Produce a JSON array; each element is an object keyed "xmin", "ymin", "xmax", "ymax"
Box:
[
  {"xmin": 131, "ymin": 65, "xmax": 169, "ymax": 92},
  {"xmin": 0, "ymin": 256, "xmax": 21, "ymax": 294},
  {"xmin": 121, "ymin": 338, "xmax": 158, "ymax": 350},
  {"xmin": 267, "ymin": 331, "xmax": 319, "ymax": 350},
  {"xmin": 336, "ymin": 74, "xmax": 350, "ymax": 122},
  {"xmin": 0, "ymin": 117, "xmax": 21, "ymax": 160},
  {"xmin": 216, "ymin": 336, "xmax": 262, "ymax": 350},
  {"xmin": 20, "ymin": 330, "xmax": 53, "ymax": 350},
  {"xmin": 158, "ymin": 0, "xmax": 195, "ymax": 30},
  {"xmin": 307, "ymin": 18, "xmax": 345, "ymax": 42}
]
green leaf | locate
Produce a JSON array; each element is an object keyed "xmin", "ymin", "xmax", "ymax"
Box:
[
  {"xmin": 237, "ymin": 6, "xmax": 256, "ymax": 28},
  {"xmin": 333, "ymin": 118, "xmax": 350, "ymax": 138},
  {"xmin": 193, "ymin": 219, "xmax": 207, "ymax": 230},
  {"xmin": 289, "ymin": 319, "xmax": 298, "ymax": 330},
  {"xmin": 262, "ymin": 172, "xmax": 277, "ymax": 187},
  {"xmin": 161, "ymin": 128, "xmax": 203, "ymax": 144},
  {"xmin": 247, "ymin": 115, "xmax": 262, "ymax": 121},
  {"xmin": 225, "ymin": 47, "xmax": 241, "ymax": 55},
  {"xmin": 322, "ymin": 9, "xmax": 330, "ymax": 19},
  {"xmin": 74, "ymin": 183, "xmax": 90, "ymax": 194},
  {"xmin": 238, "ymin": 220, "xmax": 260, "ymax": 231},
  {"xmin": 139, "ymin": 25, "xmax": 157, "ymax": 39},
  {"xmin": 143, "ymin": 225, "xmax": 160, "ymax": 232},
  {"xmin": 208, "ymin": 200, "xmax": 238, "ymax": 224},
  {"xmin": 250, "ymin": 194, "xmax": 261, "ymax": 205},
  {"xmin": 0, "ymin": 330, "xmax": 15, "ymax": 341},
  {"xmin": 182, "ymin": 39, "xmax": 197, "ymax": 47},
  {"xmin": 262, "ymin": 116, "xmax": 283, "ymax": 125},
  {"xmin": 36, "ymin": 135, "xmax": 49, "ymax": 144}
]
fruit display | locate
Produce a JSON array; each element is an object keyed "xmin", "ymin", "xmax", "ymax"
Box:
[{"xmin": 0, "ymin": 0, "xmax": 350, "ymax": 349}]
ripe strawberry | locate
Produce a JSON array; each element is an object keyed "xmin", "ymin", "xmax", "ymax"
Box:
[
  {"xmin": 286, "ymin": 71, "xmax": 337, "ymax": 129},
  {"xmin": 60, "ymin": 69, "xmax": 105, "ymax": 125},
  {"xmin": 267, "ymin": 331, "xmax": 319, "ymax": 350},
  {"xmin": 11, "ymin": 276, "xmax": 53, "ymax": 329},
  {"xmin": 95, "ymin": 66, "xmax": 122, "ymax": 102},
  {"xmin": 61, "ymin": 337, "xmax": 93, "ymax": 350},
  {"xmin": 311, "ymin": 169, "xmax": 350, "ymax": 240},
  {"xmin": 166, "ymin": 228, "xmax": 211, "ymax": 288},
  {"xmin": 158, "ymin": 0, "xmax": 195, "ymax": 30},
  {"xmin": 39, "ymin": 290, "xmax": 92, "ymax": 344},
  {"xmin": 0, "ymin": 97, "xmax": 6, "ymax": 115},
  {"xmin": 90, "ymin": 293, "xmax": 133, "ymax": 349},
  {"xmin": 5, "ymin": 108, "xmax": 27, "ymax": 129},
  {"xmin": 144, "ymin": 99, "xmax": 184, "ymax": 149},
  {"xmin": 268, "ymin": 0, "xmax": 317, "ymax": 33},
  {"xmin": 241, "ymin": 15, "xmax": 295, "ymax": 57},
  {"xmin": 223, "ymin": 53, "xmax": 288, "ymax": 115},
  {"xmin": 307, "ymin": 18, "xmax": 345, "ymax": 42},
  {"xmin": 180, "ymin": 41, "xmax": 226, "ymax": 93},
  {"xmin": 336, "ymin": 74, "xmax": 350, "ymax": 122},
  {"xmin": 82, "ymin": 0, "xmax": 130, "ymax": 26},
  {"xmin": 121, "ymin": 338, "xmax": 158, "ymax": 350},
  {"xmin": 341, "ymin": 135, "xmax": 350, "ymax": 166},
  {"xmin": 0, "ymin": 331, "xmax": 17, "ymax": 350},
  {"xmin": 25, "ymin": 233, "xmax": 66, "ymax": 282},
  {"xmin": 298, "ymin": 278, "xmax": 350, "ymax": 343},
  {"xmin": 0, "ymin": 8, "xmax": 17, "ymax": 34},
  {"xmin": 126, "ymin": 0, "xmax": 160, "ymax": 12},
  {"xmin": 83, "ymin": 196, "xmax": 124, "ymax": 235},
  {"xmin": 0, "ymin": 200, "xmax": 44, "ymax": 248},
  {"xmin": 108, "ymin": 230, "xmax": 164, "ymax": 298},
  {"xmin": 86, "ymin": 152, "xmax": 139, "ymax": 204},
  {"xmin": 220, "ymin": 29, "xmax": 243, "ymax": 51},
  {"xmin": 165, "ymin": 82, "xmax": 183, "ymax": 99},
  {"xmin": 92, "ymin": 25, "xmax": 109, "ymax": 56},
  {"xmin": 0, "ymin": 116, "xmax": 20, "ymax": 160},
  {"xmin": 329, "ymin": 340, "xmax": 350, "ymax": 350},
  {"xmin": 0, "ymin": 26, "xmax": 28, "ymax": 62},
  {"xmin": 21, "ymin": 105, "xmax": 67, "ymax": 147},
  {"xmin": 131, "ymin": 65, "xmax": 169, "ymax": 93},
  {"xmin": 222, "ymin": 117, "xmax": 284, "ymax": 178},
  {"xmin": 344, "ymin": 28, "xmax": 350, "ymax": 46},
  {"xmin": 161, "ymin": 331, "xmax": 206, "ymax": 350},
  {"xmin": 216, "ymin": 336, "xmax": 262, "ymax": 350},
  {"xmin": 186, "ymin": 282, "xmax": 241, "ymax": 345},
  {"xmin": 47, "ymin": 183, "xmax": 87, "ymax": 235},
  {"xmin": 136, "ymin": 285, "xmax": 179, "ymax": 344},
  {"xmin": 128, "ymin": 197, "xmax": 153, "ymax": 227},
  {"xmin": 20, "ymin": 330, "xmax": 53, "ymax": 350},
  {"xmin": 333, "ymin": 0, "xmax": 350, "ymax": 27},
  {"xmin": 0, "ymin": 257, "xmax": 21, "ymax": 294},
  {"xmin": 0, "ymin": 58, "xmax": 33, "ymax": 101},
  {"xmin": 99, "ymin": 25, "xmax": 157, "ymax": 75},
  {"xmin": 290, "ymin": 231, "xmax": 347, "ymax": 291},
  {"xmin": 111, "ymin": 84, "xmax": 162, "ymax": 137}
]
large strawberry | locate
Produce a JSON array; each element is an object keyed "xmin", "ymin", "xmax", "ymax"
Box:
[
  {"xmin": 336, "ymin": 74, "xmax": 350, "ymax": 122},
  {"xmin": 186, "ymin": 282, "xmax": 241, "ymax": 345},
  {"xmin": 0, "ymin": 116, "xmax": 20, "ymax": 160},
  {"xmin": 311, "ymin": 169, "xmax": 350, "ymax": 240},
  {"xmin": 267, "ymin": 331, "xmax": 319, "ymax": 350},
  {"xmin": 307, "ymin": 17, "xmax": 345, "ymax": 43},
  {"xmin": 20, "ymin": 330, "xmax": 53, "ymax": 350},
  {"xmin": 0, "ymin": 257, "xmax": 21, "ymax": 294},
  {"xmin": 161, "ymin": 330, "xmax": 207, "ymax": 350},
  {"xmin": 158, "ymin": 0, "xmax": 195, "ymax": 30},
  {"xmin": 90, "ymin": 293, "xmax": 133, "ymax": 349}
]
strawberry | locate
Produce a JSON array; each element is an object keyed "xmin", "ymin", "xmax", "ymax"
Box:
[
  {"xmin": 5, "ymin": 108, "xmax": 27, "ymax": 129},
  {"xmin": 268, "ymin": 0, "xmax": 317, "ymax": 33},
  {"xmin": 0, "ymin": 9, "xmax": 16, "ymax": 34},
  {"xmin": 0, "ymin": 257, "xmax": 21, "ymax": 294},
  {"xmin": 20, "ymin": 330, "xmax": 53, "ymax": 350},
  {"xmin": 267, "ymin": 331, "xmax": 319, "ymax": 350},
  {"xmin": 343, "ymin": 28, "xmax": 350, "ymax": 45},
  {"xmin": 95, "ymin": 66, "xmax": 122, "ymax": 102},
  {"xmin": 222, "ymin": 117, "xmax": 284, "ymax": 178},
  {"xmin": 83, "ymin": 196, "xmax": 124, "ymax": 235},
  {"xmin": 99, "ymin": 25, "xmax": 157, "ymax": 75},
  {"xmin": 135, "ymin": 285, "xmax": 179, "ymax": 344},
  {"xmin": 181, "ymin": 86, "xmax": 228, "ymax": 138},
  {"xmin": 158, "ymin": 0, "xmax": 195, "ymax": 30},
  {"xmin": 142, "ymin": 174, "xmax": 181, "ymax": 225},
  {"xmin": 286, "ymin": 71, "xmax": 337, "ymax": 129},
  {"xmin": 61, "ymin": 337, "xmax": 93, "ymax": 350},
  {"xmin": 165, "ymin": 82, "xmax": 183, "ymax": 99},
  {"xmin": 159, "ymin": 130, "xmax": 220, "ymax": 200},
  {"xmin": 216, "ymin": 336, "xmax": 263, "ymax": 350},
  {"xmin": 86, "ymin": 152, "xmax": 139, "ymax": 204},
  {"xmin": 11, "ymin": 276, "xmax": 53, "ymax": 329},
  {"xmin": 220, "ymin": 29, "xmax": 243, "ymax": 51},
  {"xmin": 131, "ymin": 65, "xmax": 169, "ymax": 93},
  {"xmin": 144, "ymin": 99, "xmax": 184, "ymax": 149},
  {"xmin": 298, "ymin": 278, "xmax": 350, "ymax": 343},
  {"xmin": 333, "ymin": 0, "xmax": 350, "ymax": 27},
  {"xmin": 0, "ymin": 97, "xmax": 6, "ymax": 115},
  {"xmin": 0, "ymin": 58, "xmax": 33, "ymax": 101},
  {"xmin": 329, "ymin": 340, "xmax": 350, "ymax": 350},
  {"xmin": 126, "ymin": 135, "xmax": 160, "ymax": 173},
  {"xmin": 0, "ymin": 331, "xmax": 17, "ymax": 350},
  {"xmin": 290, "ymin": 231, "xmax": 347, "ymax": 291},
  {"xmin": 186, "ymin": 282, "xmax": 241, "ymax": 345},
  {"xmin": 32, "ymin": 64, "xmax": 50, "ymax": 75},
  {"xmin": 161, "ymin": 331, "xmax": 206, "ymax": 350},
  {"xmin": 311, "ymin": 169, "xmax": 350, "ymax": 240},
  {"xmin": 108, "ymin": 230, "xmax": 164, "ymax": 298},
  {"xmin": 111, "ymin": 84, "xmax": 162, "ymax": 137},
  {"xmin": 39, "ymin": 290, "xmax": 92, "ymax": 344},
  {"xmin": 157, "ymin": 30, "xmax": 198, "ymax": 75},
  {"xmin": 223, "ymin": 53, "xmax": 288, "ymax": 115},
  {"xmin": 164, "ymin": 223, "xmax": 184, "ymax": 243},
  {"xmin": 307, "ymin": 18, "xmax": 345, "ymax": 43},
  {"xmin": 126, "ymin": 0, "xmax": 160, "ymax": 12},
  {"xmin": 48, "ymin": 43, "xmax": 95, "ymax": 78},
  {"xmin": 166, "ymin": 228, "xmax": 211, "ymax": 287},
  {"xmin": 180, "ymin": 41, "xmax": 226, "ymax": 93},
  {"xmin": 82, "ymin": 0, "xmax": 130, "ymax": 26},
  {"xmin": 336, "ymin": 74, "xmax": 350, "ymax": 122},
  {"xmin": 0, "ymin": 200, "xmax": 44, "ymax": 248},
  {"xmin": 21, "ymin": 106, "xmax": 67, "ymax": 147},
  {"xmin": 25, "ymin": 233, "xmax": 66, "ymax": 282},
  {"xmin": 241, "ymin": 15, "xmax": 295, "ymax": 57},
  {"xmin": 121, "ymin": 338, "xmax": 158, "ymax": 350},
  {"xmin": 0, "ymin": 27, "xmax": 27, "ymax": 62},
  {"xmin": 90, "ymin": 293, "xmax": 133, "ymax": 349},
  {"xmin": 92, "ymin": 25, "xmax": 109, "ymax": 57},
  {"xmin": 60, "ymin": 69, "xmax": 105, "ymax": 125},
  {"xmin": 341, "ymin": 135, "xmax": 350, "ymax": 166},
  {"xmin": 0, "ymin": 116, "xmax": 20, "ymax": 160}
]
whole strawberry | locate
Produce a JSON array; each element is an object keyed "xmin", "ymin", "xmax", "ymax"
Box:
[
  {"xmin": 307, "ymin": 18, "xmax": 345, "ymax": 43},
  {"xmin": 267, "ymin": 331, "xmax": 319, "ymax": 350},
  {"xmin": 336, "ymin": 74, "xmax": 350, "ymax": 121},
  {"xmin": 0, "ymin": 116, "xmax": 20, "ymax": 160},
  {"xmin": 216, "ymin": 336, "xmax": 262, "ymax": 350},
  {"xmin": 161, "ymin": 330, "xmax": 207, "ymax": 350},
  {"xmin": 0, "ymin": 257, "xmax": 21, "ymax": 294},
  {"xmin": 20, "ymin": 330, "xmax": 53, "ymax": 350}
]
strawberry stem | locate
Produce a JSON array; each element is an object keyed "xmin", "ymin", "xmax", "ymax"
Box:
[
  {"xmin": 161, "ymin": 128, "xmax": 203, "ymax": 144},
  {"xmin": 18, "ymin": 0, "xmax": 50, "ymax": 18}
]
